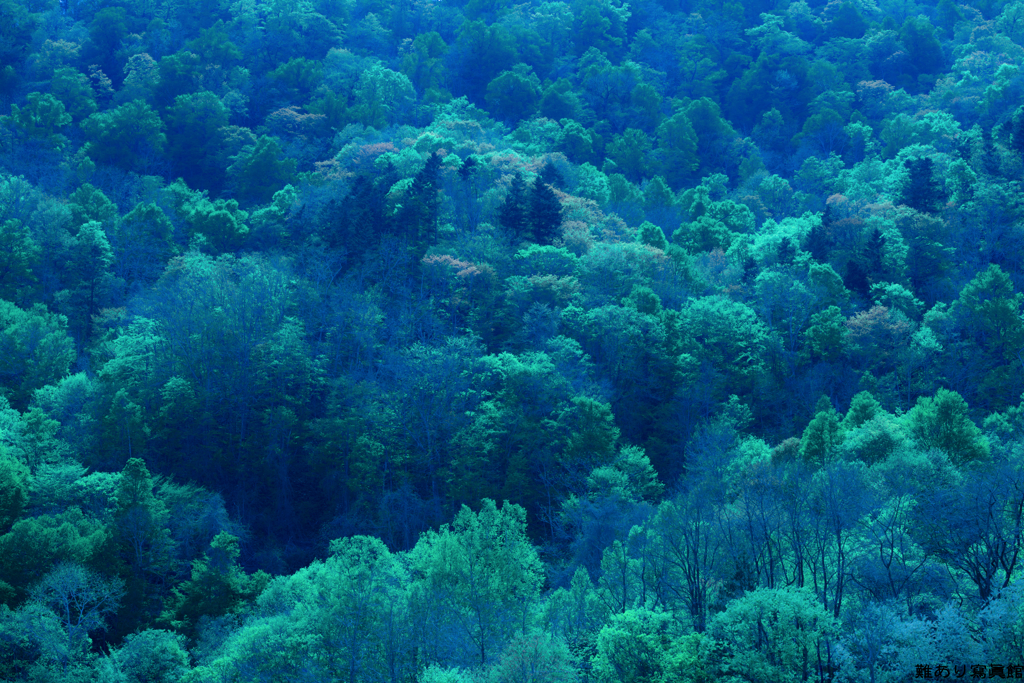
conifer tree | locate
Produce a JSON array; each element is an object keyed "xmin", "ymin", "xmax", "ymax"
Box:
[
  {"xmin": 498, "ymin": 171, "xmax": 529, "ymax": 240},
  {"xmin": 529, "ymin": 176, "xmax": 562, "ymax": 245},
  {"xmin": 899, "ymin": 157, "xmax": 947, "ymax": 213},
  {"xmin": 864, "ymin": 227, "xmax": 886, "ymax": 282},
  {"xmin": 397, "ymin": 152, "xmax": 442, "ymax": 254}
]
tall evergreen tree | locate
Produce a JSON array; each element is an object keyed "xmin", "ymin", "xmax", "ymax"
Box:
[
  {"xmin": 844, "ymin": 260, "xmax": 869, "ymax": 298},
  {"xmin": 980, "ymin": 125, "xmax": 1001, "ymax": 176},
  {"xmin": 397, "ymin": 152, "xmax": 442, "ymax": 254},
  {"xmin": 863, "ymin": 227, "xmax": 886, "ymax": 282},
  {"xmin": 498, "ymin": 171, "xmax": 529, "ymax": 240},
  {"xmin": 804, "ymin": 220, "xmax": 832, "ymax": 262},
  {"xmin": 899, "ymin": 157, "xmax": 947, "ymax": 213},
  {"xmin": 529, "ymin": 177, "xmax": 562, "ymax": 245},
  {"xmin": 1009, "ymin": 105, "xmax": 1024, "ymax": 165}
]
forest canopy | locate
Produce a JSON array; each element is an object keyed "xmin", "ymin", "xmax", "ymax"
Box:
[{"xmin": 1, "ymin": 0, "xmax": 1024, "ymax": 680}]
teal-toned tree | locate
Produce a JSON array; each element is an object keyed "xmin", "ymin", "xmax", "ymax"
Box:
[
  {"xmin": 81, "ymin": 100, "xmax": 166, "ymax": 171},
  {"xmin": 0, "ymin": 92, "xmax": 72, "ymax": 149},
  {"xmin": 226, "ymin": 136, "xmax": 297, "ymax": 205},
  {"xmin": 410, "ymin": 499, "xmax": 543, "ymax": 666}
]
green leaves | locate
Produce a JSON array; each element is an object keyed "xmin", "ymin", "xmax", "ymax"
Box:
[
  {"xmin": 0, "ymin": 300, "xmax": 76, "ymax": 410},
  {"xmin": 353, "ymin": 64, "xmax": 416, "ymax": 129},
  {"xmin": 81, "ymin": 101, "xmax": 166, "ymax": 171},
  {"xmin": 410, "ymin": 499, "xmax": 543, "ymax": 666},
  {"xmin": 0, "ymin": 448, "xmax": 28, "ymax": 534},
  {"xmin": 226, "ymin": 136, "xmax": 296, "ymax": 205},
  {"xmin": 908, "ymin": 389, "xmax": 990, "ymax": 467},
  {"xmin": 486, "ymin": 65, "xmax": 542, "ymax": 123},
  {"xmin": 0, "ymin": 92, "xmax": 72, "ymax": 149},
  {"xmin": 709, "ymin": 586, "xmax": 838, "ymax": 683}
]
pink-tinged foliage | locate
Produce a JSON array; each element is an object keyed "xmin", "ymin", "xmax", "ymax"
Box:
[
  {"xmin": 845, "ymin": 305, "xmax": 915, "ymax": 364},
  {"xmin": 422, "ymin": 254, "xmax": 483, "ymax": 279},
  {"xmin": 265, "ymin": 107, "xmax": 327, "ymax": 138}
]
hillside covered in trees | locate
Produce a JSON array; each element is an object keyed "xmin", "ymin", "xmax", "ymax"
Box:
[{"xmin": 1, "ymin": 0, "xmax": 1024, "ymax": 680}]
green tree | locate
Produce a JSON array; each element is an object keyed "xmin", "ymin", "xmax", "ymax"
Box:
[
  {"xmin": 0, "ymin": 448, "xmax": 28, "ymax": 534},
  {"xmin": 354, "ymin": 64, "xmax": 416, "ymax": 129},
  {"xmin": 226, "ymin": 135, "xmax": 297, "ymax": 205},
  {"xmin": 709, "ymin": 586, "xmax": 839, "ymax": 683},
  {"xmin": 28, "ymin": 562, "xmax": 125, "ymax": 673},
  {"xmin": 498, "ymin": 172, "xmax": 530, "ymax": 240},
  {"xmin": 50, "ymin": 68, "xmax": 98, "ymax": 122},
  {"xmin": 154, "ymin": 51, "xmax": 204, "ymax": 110},
  {"xmin": 395, "ymin": 152, "xmax": 443, "ymax": 254},
  {"xmin": 402, "ymin": 31, "xmax": 449, "ymax": 96},
  {"xmin": 951, "ymin": 264, "xmax": 1024, "ymax": 408},
  {"xmin": 608, "ymin": 128, "xmax": 653, "ymax": 183},
  {"xmin": 907, "ymin": 389, "xmax": 989, "ymax": 467},
  {"xmin": 488, "ymin": 629, "xmax": 580, "ymax": 683},
  {"xmin": 800, "ymin": 396, "xmax": 843, "ymax": 468},
  {"xmin": 57, "ymin": 220, "xmax": 115, "ymax": 343},
  {"xmin": 898, "ymin": 157, "xmax": 947, "ymax": 213},
  {"xmin": 410, "ymin": 499, "xmax": 543, "ymax": 666},
  {"xmin": 0, "ymin": 507, "xmax": 110, "ymax": 606},
  {"xmin": 81, "ymin": 100, "xmax": 166, "ymax": 171},
  {"xmin": 115, "ymin": 458, "xmax": 173, "ymax": 577},
  {"xmin": 165, "ymin": 91, "xmax": 230, "ymax": 192},
  {"xmin": 530, "ymin": 174, "xmax": 563, "ymax": 245},
  {"xmin": 0, "ymin": 301, "xmax": 76, "ymax": 410},
  {"xmin": 0, "ymin": 92, "xmax": 72, "ymax": 149},
  {"xmin": 801, "ymin": 306, "xmax": 846, "ymax": 364},
  {"xmin": 485, "ymin": 64, "xmax": 541, "ymax": 123},
  {"xmin": 110, "ymin": 629, "xmax": 191, "ymax": 683},
  {"xmin": 593, "ymin": 607, "xmax": 699, "ymax": 683},
  {"xmin": 68, "ymin": 183, "xmax": 118, "ymax": 230},
  {"xmin": 0, "ymin": 220, "xmax": 40, "ymax": 303},
  {"xmin": 162, "ymin": 532, "xmax": 261, "ymax": 640},
  {"xmin": 842, "ymin": 391, "xmax": 883, "ymax": 431}
]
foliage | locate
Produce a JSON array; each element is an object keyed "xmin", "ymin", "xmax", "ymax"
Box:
[{"xmin": 0, "ymin": 0, "xmax": 1022, "ymax": 680}]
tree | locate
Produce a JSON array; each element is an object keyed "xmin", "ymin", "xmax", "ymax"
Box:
[
  {"xmin": 0, "ymin": 300, "xmax": 76, "ymax": 410},
  {"xmin": 0, "ymin": 220, "xmax": 39, "ymax": 304},
  {"xmin": 709, "ymin": 586, "xmax": 839, "ymax": 683},
  {"xmin": 593, "ymin": 607, "xmax": 694, "ymax": 683},
  {"xmin": 0, "ymin": 448, "xmax": 28, "ymax": 534},
  {"xmin": 409, "ymin": 499, "xmax": 543, "ymax": 667},
  {"xmin": 907, "ymin": 389, "xmax": 989, "ymax": 467},
  {"xmin": 81, "ymin": 100, "xmax": 166, "ymax": 171},
  {"xmin": 111, "ymin": 202, "xmax": 175, "ymax": 287},
  {"xmin": 111, "ymin": 629, "xmax": 191, "ymax": 683},
  {"xmin": 0, "ymin": 92, "xmax": 72, "ymax": 149},
  {"xmin": 401, "ymin": 31, "xmax": 448, "ymax": 96},
  {"xmin": 915, "ymin": 452, "xmax": 1024, "ymax": 601},
  {"xmin": 49, "ymin": 68, "xmax": 97, "ymax": 123},
  {"xmin": 58, "ymin": 220, "xmax": 115, "ymax": 343},
  {"xmin": 530, "ymin": 175, "xmax": 563, "ymax": 245},
  {"xmin": 354, "ymin": 64, "xmax": 416, "ymax": 129},
  {"xmin": 951, "ymin": 264, "xmax": 1024, "ymax": 408},
  {"xmin": 801, "ymin": 306, "xmax": 846, "ymax": 365},
  {"xmin": 226, "ymin": 136, "xmax": 297, "ymax": 205},
  {"xmin": 396, "ymin": 152, "xmax": 443, "ymax": 254},
  {"xmin": 800, "ymin": 396, "xmax": 843, "ymax": 468},
  {"xmin": 489, "ymin": 630, "xmax": 580, "ymax": 683},
  {"xmin": 899, "ymin": 17, "xmax": 944, "ymax": 90},
  {"xmin": 485, "ymin": 64, "xmax": 541, "ymax": 123},
  {"xmin": 608, "ymin": 129, "xmax": 653, "ymax": 183},
  {"xmin": 898, "ymin": 158, "xmax": 947, "ymax": 213},
  {"xmin": 28, "ymin": 562, "xmax": 125, "ymax": 671},
  {"xmin": 498, "ymin": 172, "xmax": 530, "ymax": 240},
  {"xmin": 162, "ymin": 532, "xmax": 261, "ymax": 640},
  {"xmin": 165, "ymin": 91, "xmax": 230, "ymax": 193},
  {"xmin": 649, "ymin": 493, "xmax": 731, "ymax": 633}
]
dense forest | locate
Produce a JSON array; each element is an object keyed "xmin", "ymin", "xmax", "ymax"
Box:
[{"xmin": 0, "ymin": 0, "xmax": 1023, "ymax": 679}]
